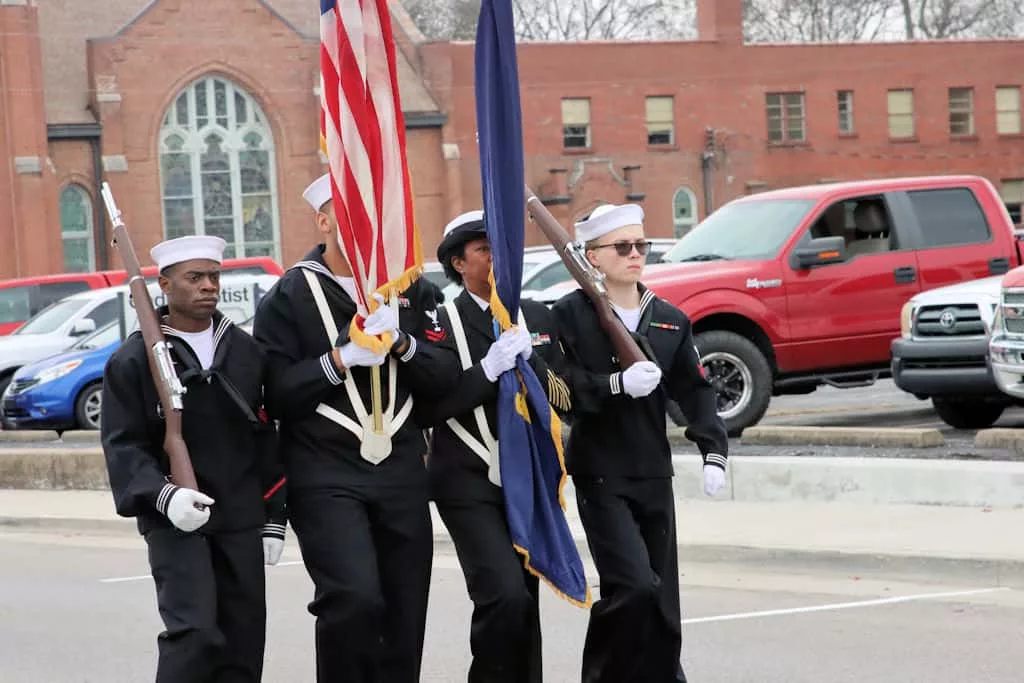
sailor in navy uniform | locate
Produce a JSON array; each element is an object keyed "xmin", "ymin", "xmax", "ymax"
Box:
[
  {"xmin": 101, "ymin": 235, "xmax": 287, "ymax": 683},
  {"xmin": 416, "ymin": 211, "xmax": 571, "ymax": 683},
  {"xmin": 551, "ymin": 204, "xmax": 729, "ymax": 683},
  {"xmin": 252, "ymin": 174, "xmax": 459, "ymax": 683}
]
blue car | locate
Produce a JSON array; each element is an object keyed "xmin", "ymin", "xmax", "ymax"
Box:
[{"xmin": 0, "ymin": 322, "xmax": 120, "ymax": 431}]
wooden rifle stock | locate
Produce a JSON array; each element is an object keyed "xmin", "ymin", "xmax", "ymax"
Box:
[
  {"xmin": 524, "ymin": 185, "xmax": 646, "ymax": 367},
  {"xmin": 100, "ymin": 183, "xmax": 199, "ymax": 493}
]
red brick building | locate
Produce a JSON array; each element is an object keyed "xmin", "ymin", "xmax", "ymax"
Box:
[{"xmin": 2, "ymin": 0, "xmax": 1023, "ymax": 280}]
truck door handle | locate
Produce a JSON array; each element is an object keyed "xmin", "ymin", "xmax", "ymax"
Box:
[
  {"xmin": 894, "ymin": 266, "xmax": 916, "ymax": 284},
  {"xmin": 990, "ymin": 257, "xmax": 1010, "ymax": 275}
]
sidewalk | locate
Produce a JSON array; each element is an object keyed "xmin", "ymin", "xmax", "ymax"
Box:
[{"xmin": 2, "ymin": 489, "xmax": 1022, "ymax": 579}]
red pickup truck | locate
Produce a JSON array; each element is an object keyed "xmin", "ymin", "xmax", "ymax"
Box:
[
  {"xmin": 645, "ymin": 175, "xmax": 1020, "ymax": 434},
  {"xmin": 0, "ymin": 257, "xmax": 283, "ymax": 335}
]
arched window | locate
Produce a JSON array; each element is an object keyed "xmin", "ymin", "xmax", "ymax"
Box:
[
  {"xmin": 672, "ymin": 187, "xmax": 698, "ymax": 238},
  {"xmin": 158, "ymin": 76, "xmax": 280, "ymax": 259},
  {"xmin": 60, "ymin": 185, "xmax": 95, "ymax": 272}
]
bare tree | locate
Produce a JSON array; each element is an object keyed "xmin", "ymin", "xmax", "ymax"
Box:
[
  {"xmin": 898, "ymin": 0, "xmax": 1024, "ymax": 39},
  {"xmin": 403, "ymin": 0, "xmax": 481, "ymax": 40},
  {"xmin": 744, "ymin": 0, "xmax": 896, "ymax": 42},
  {"xmin": 401, "ymin": 0, "xmax": 695, "ymax": 41}
]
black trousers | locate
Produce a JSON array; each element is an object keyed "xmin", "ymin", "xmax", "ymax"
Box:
[
  {"xmin": 574, "ymin": 476, "xmax": 686, "ymax": 683},
  {"xmin": 145, "ymin": 526, "xmax": 266, "ymax": 683},
  {"xmin": 289, "ymin": 482, "xmax": 433, "ymax": 683},
  {"xmin": 439, "ymin": 498, "xmax": 542, "ymax": 683}
]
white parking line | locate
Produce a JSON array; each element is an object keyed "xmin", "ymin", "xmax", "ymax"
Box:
[
  {"xmin": 99, "ymin": 560, "xmax": 307, "ymax": 584},
  {"xmin": 682, "ymin": 587, "xmax": 1009, "ymax": 625}
]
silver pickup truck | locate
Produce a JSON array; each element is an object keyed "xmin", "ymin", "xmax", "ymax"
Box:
[{"xmin": 891, "ymin": 275, "xmax": 1020, "ymax": 428}]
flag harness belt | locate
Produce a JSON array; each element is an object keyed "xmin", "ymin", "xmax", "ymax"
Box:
[{"xmin": 303, "ymin": 269, "xmax": 411, "ymax": 464}]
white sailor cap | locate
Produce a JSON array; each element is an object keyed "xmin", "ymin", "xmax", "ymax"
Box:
[
  {"xmin": 574, "ymin": 203, "xmax": 645, "ymax": 243},
  {"xmin": 436, "ymin": 210, "xmax": 486, "ymax": 262},
  {"xmin": 302, "ymin": 173, "xmax": 332, "ymax": 212},
  {"xmin": 150, "ymin": 235, "xmax": 226, "ymax": 273}
]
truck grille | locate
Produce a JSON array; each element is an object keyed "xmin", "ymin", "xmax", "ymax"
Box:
[
  {"xmin": 6, "ymin": 378, "xmax": 39, "ymax": 396},
  {"xmin": 914, "ymin": 304, "xmax": 984, "ymax": 337},
  {"xmin": 1004, "ymin": 318, "xmax": 1024, "ymax": 335}
]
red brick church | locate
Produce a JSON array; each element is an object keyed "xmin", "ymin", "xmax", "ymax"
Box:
[{"xmin": 2, "ymin": 0, "xmax": 1023, "ymax": 279}]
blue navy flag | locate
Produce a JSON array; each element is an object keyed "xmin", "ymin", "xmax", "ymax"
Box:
[{"xmin": 474, "ymin": 0, "xmax": 590, "ymax": 607}]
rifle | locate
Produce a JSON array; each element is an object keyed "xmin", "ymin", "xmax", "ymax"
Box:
[
  {"xmin": 524, "ymin": 185, "xmax": 646, "ymax": 367},
  {"xmin": 100, "ymin": 182, "xmax": 200, "ymax": 493}
]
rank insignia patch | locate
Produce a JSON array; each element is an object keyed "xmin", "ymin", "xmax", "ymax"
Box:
[{"xmin": 425, "ymin": 328, "xmax": 447, "ymax": 342}]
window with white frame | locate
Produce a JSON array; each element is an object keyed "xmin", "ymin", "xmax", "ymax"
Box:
[
  {"xmin": 996, "ymin": 87, "xmax": 1021, "ymax": 135},
  {"xmin": 672, "ymin": 187, "xmax": 698, "ymax": 237},
  {"xmin": 837, "ymin": 90, "xmax": 854, "ymax": 134},
  {"xmin": 158, "ymin": 76, "xmax": 280, "ymax": 259},
  {"xmin": 887, "ymin": 89, "xmax": 915, "ymax": 139},
  {"xmin": 948, "ymin": 87, "xmax": 975, "ymax": 136},
  {"xmin": 766, "ymin": 92, "xmax": 805, "ymax": 143},
  {"xmin": 646, "ymin": 96, "xmax": 674, "ymax": 145},
  {"xmin": 60, "ymin": 185, "xmax": 95, "ymax": 272},
  {"xmin": 561, "ymin": 98, "xmax": 591, "ymax": 149}
]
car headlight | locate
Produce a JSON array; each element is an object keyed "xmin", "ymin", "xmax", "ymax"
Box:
[
  {"xmin": 900, "ymin": 301, "xmax": 915, "ymax": 339},
  {"xmin": 33, "ymin": 360, "xmax": 83, "ymax": 386}
]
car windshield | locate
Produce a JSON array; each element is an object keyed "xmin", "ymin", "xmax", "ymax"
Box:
[
  {"xmin": 661, "ymin": 199, "xmax": 815, "ymax": 263},
  {"xmin": 72, "ymin": 321, "xmax": 121, "ymax": 350},
  {"xmin": 14, "ymin": 298, "xmax": 91, "ymax": 336}
]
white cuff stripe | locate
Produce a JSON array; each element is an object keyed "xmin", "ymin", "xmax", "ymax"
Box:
[
  {"xmin": 157, "ymin": 484, "xmax": 178, "ymax": 514},
  {"xmin": 706, "ymin": 453, "xmax": 728, "ymax": 469},
  {"xmin": 399, "ymin": 336, "xmax": 417, "ymax": 363},
  {"xmin": 610, "ymin": 373, "xmax": 622, "ymax": 395},
  {"xmin": 320, "ymin": 352, "xmax": 343, "ymax": 385}
]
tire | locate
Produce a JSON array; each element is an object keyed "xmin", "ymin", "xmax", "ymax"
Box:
[
  {"xmin": 931, "ymin": 397, "xmax": 1005, "ymax": 430},
  {"xmin": 694, "ymin": 330, "xmax": 773, "ymax": 436},
  {"xmin": 74, "ymin": 382, "xmax": 104, "ymax": 430},
  {"xmin": 0, "ymin": 373, "xmax": 12, "ymax": 399}
]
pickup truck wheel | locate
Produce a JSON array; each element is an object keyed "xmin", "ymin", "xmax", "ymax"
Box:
[
  {"xmin": 74, "ymin": 382, "xmax": 103, "ymax": 430},
  {"xmin": 931, "ymin": 397, "xmax": 1005, "ymax": 430},
  {"xmin": 695, "ymin": 331, "xmax": 772, "ymax": 435}
]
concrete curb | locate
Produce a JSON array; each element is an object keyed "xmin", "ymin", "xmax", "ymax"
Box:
[
  {"xmin": 0, "ymin": 448, "xmax": 108, "ymax": 490},
  {"xmin": 60, "ymin": 431, "xmax": 101, "ymax": 443},
  {"xmin": 975, "ymin": 429, "xmax": 1024, "ymax": 451},
  {"xmin": 4, "ymin": 449, "xmax": 1024, "ymax": 507},
  {"xmin": 0, "ymin": 431, "xmax": 61, "ymax": 443},
  {"xmin": 741, "ymin": 426, "xmax": 945, "ymax": 448}
]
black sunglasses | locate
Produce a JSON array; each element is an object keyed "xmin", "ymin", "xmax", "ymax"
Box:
[{"xmin": 590, "ymin": 239, "xmax": 651, "ymax": 257}]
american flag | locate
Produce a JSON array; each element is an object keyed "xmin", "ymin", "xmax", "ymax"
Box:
[{"xmin": 319, "ymin": 0, "xmax": 422, "ymax": 319}]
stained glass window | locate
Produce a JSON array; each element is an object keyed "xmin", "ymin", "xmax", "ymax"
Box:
[
  {"xmin": 158, "ymin": 77, "xmax": 280, "ymax": 259},
  {"xmin": 60, "ymin": 185, "xmax": 95, "ymax": 272}
]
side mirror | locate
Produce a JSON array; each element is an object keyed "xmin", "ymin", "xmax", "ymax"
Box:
[
  {"xmin": 70, "ymin": 318, "xmax": 97, "ymax": 337},
  {"xmin": 792, "ymin": 236, "xmax": 847, "ymax": 269}
]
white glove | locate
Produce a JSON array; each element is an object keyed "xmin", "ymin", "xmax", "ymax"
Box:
[
  {"xmin": 363, "ymin": 293, "xmax": 400, "ymax": 340},
  {"xmin": 262, "ymin": 536, "xmax": 285, "ymax": 566},
  {"xmin": 510, "ymin": 326, "xmax": 533, "ymax": 360},
  {"xmin": 165, "ymin": 488, "xmax": 214, "ymax": 533},
  {"xmin": 621, "ymin": 361, "xmax": 662, "ymax": 398},
  {"xmin": 703, "ymin": 464, "xmax": 727, "ymax": 497},
  {"xmin": 480, "ymin": 329, "xmax": 523, "ymax": 382},
  {"xmin": 339, "ymin": 340, "xmax": 387, "ymax": 368}
]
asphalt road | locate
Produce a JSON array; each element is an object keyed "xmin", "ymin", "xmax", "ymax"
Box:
[{"xmin": 1, "ymin": 529, "xmax": 1022, "ymax": 682}]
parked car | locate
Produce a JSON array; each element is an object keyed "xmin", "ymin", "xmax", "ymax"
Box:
[
  {"xmin": 0, "ymin": 322, "xmax": 120, "ymax": 430},
  {"xmin": 633, "ymin": 175, "xmax": 1020, "ymax": 434},
  {"xmin": 891, "ymin": 275, "xmax": 1013, "ymax": 428},
  {"xmin": 1, "ymin": 275, "xmax": 274, "ymax": 430},
  {"xmin": 0, "ymin": 256, "xmax": 282, "ymax": 336},
  {"xmin": 0, "ymin": 273, "xmax": 278, "ymax": 399},
  {"xmin": 988, "ymin": 266, "xmax": 1024, "ymax": 406}
]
